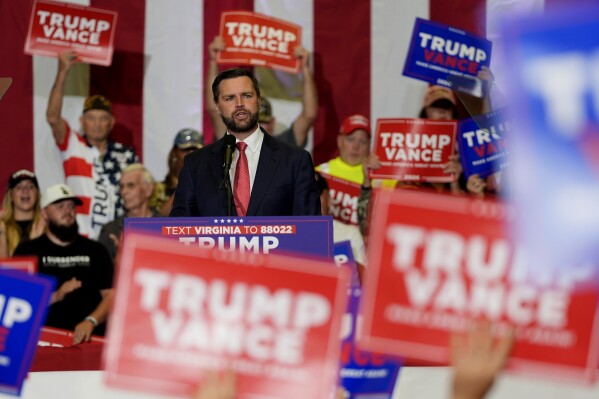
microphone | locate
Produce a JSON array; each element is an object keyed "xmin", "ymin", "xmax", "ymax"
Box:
[
  {"xmin": 221, "ymin": 134, "xmax": 237, "ymax": 215},
  {"xmin": 224, "ymin": 134, "xmax": 236, "ymax": 170}
]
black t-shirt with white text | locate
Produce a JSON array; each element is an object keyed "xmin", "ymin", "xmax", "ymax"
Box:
[{"xmin": 14, "ymin": 234, "xmax": 114, "ymax": 335}]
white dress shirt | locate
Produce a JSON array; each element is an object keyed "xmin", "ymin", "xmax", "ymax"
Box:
[{"xmin": 228, "ymin": 126, "xmax": 264, "ymax": 194}]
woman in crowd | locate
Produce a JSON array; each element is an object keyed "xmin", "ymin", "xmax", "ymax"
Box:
[{"xmin": 0, "ymin": 169, "xmax": 45, "ymax": 257}]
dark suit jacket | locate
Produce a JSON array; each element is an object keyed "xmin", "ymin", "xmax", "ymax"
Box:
[{"xmin": 170, "ymin": 130, "xmax": 320, "ymax": 217}]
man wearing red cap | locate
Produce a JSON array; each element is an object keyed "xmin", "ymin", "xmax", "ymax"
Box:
[
  {"xmin": 316, "ymin": 114, "xmax": 373, "ymax": 184},
  {"xmin": 46, "ymin": 50, "xmax": 139, "ymax": 240}
]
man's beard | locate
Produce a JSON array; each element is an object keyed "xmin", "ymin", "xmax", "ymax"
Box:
[
  {"xmin": 48, "ymin": 219, "xmax": 79, "ymax": 243},
  {"xmin": 221, "ymin": 108, "xmax": 259, "ymax": 134}
]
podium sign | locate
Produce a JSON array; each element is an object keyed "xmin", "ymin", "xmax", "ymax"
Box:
[
  {"xmin": 105, "ymin": 234, "xmax": 350, "ymax": 398},
  {"xmin": 125, "ymin": 216, "xmax": 334, "ymax": 259}
]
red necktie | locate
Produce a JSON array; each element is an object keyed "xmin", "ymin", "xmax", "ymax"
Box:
[{"xmin": 234, "ymin": 141, "xmax": 250, "ymax": 216}]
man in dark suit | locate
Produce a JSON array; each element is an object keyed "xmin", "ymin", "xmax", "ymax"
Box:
[{"xmin": 170, "ymin": 68, "xmax": 320, "ymax": 217}]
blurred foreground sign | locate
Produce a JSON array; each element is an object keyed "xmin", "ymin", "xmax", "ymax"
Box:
[
  {"xmin": 502, "ymin": 5, "xmax": 599, "ymax": 277},
  {"xmin": 360, "ymin": 190, "xmax": 599, "ymax": 383},
  {"xmin": 105, "ymin": 234, "xmax": 349, "ymax": 398},
  {"xmin": 0, "ymin": 270, "xmax": 54, "ymax": 395}
]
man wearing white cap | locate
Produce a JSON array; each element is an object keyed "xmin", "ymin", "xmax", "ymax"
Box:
[{"xmin": 14, "ymin": 184, "xmax": 114, "ymax": 344}]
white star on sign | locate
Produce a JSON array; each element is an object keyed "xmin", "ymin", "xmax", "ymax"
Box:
[
  {"xmin": 227, "ymin": 219, "xmax": 231, "ymax": 223},
  {"xmin": 214, "ymin": 219, "xmax": 218, "ymax": 223},
  {"xmin": 220, "ymin": 219, "xmax": 225, "ymax": 223}
]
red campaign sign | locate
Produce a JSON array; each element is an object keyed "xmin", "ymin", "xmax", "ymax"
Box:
[
  {"xmin": 105, "ymin": 234, "xmax": 350, "ymax": 398},
  {"xmin": 218, "ymin": 11, "xmax": 301, "ymax": 73},
  {"xmin": 0, "ymin": 257, "xmax": 37, "ymax": 273},
  {"xmin": 320, "ymin": 173, "xmax": 361, "ymax": 226},
  {"xmin": 24, "ymin": 0, "xmax": 118, "ymax": 66},
  {"xmin": 360, "ymin": 190, "xmax": 599, "ymax": 383},
  {"xmin": 371, "ymin": 118, "xmax": 457, "ymax": 182}
]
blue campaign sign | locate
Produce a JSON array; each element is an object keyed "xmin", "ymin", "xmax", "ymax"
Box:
[
  {"xmin": 125, "ymin": 216, "xmax": 334, "ymax": 259},
  {"xmin": 0, "ymin": 270, "xmax": 54, "ymax": 396},
  {"xmin": 458, "ymin": 108, "xmax": 510, "ymax": 178},
  {"xmin": 502, "ymin": 4, "xmax": 599, "ymax": 268},
  {"xmin": 334, "ymin": 242, "xmax": 401, "ymax": 399},
  {"xmin": 403, "ymin": 18, "xmax": 492, "ymax": 94}
]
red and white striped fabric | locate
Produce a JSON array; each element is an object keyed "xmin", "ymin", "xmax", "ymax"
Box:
[
  {"xmin": 0, "ymin": 0, "xmax": 546, "ymax": 192},
  {"xmin": 60, "ymin": 122, "xmax": 125, "ymax": 239}
]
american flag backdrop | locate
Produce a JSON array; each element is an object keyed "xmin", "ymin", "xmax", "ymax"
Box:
[{"xmin": 0, "ymin": 0, "xmax": 547, "ymax": 191}]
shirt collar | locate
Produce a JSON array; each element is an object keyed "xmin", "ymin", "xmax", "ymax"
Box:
[{"xmin": 231, "ymin": 125, "xmax": 263, "ymax": 153}]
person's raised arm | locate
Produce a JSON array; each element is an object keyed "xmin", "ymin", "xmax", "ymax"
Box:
[
  {"xmin": 47, "ymin": 50, "xmax": 78, "ymax": 146},
  {"xmin": 291, "ymin": 47, "xmax": 318, "ymax": 147},
  {"xmin": 450, "ymin": 323, "xmax": 513, "ymax": 399},
  {"xmin": 206, "ymin": 36, "xmax": 227, "ymax": 140}
]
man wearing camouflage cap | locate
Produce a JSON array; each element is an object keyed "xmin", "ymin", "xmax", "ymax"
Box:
[{"xmin": 46, "ymin": 50, "xmax": 139, "ymax": 239}]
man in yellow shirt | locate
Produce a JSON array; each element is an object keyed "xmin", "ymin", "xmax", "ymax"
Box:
[{"xmin": 316, "ymin": 114, "xmax": 371, "ymax": 184}]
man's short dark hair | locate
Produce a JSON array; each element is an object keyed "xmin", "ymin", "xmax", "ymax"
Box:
[{"xmin": 212, "ymin": 68, "xmax": 261, "ymax": 103}]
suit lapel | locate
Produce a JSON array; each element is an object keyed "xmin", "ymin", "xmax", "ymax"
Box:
[
  {"xmin": 209, "ymin": 137, "xmax": 236, "ymax": 216},
  {"xmin": 247, "ymin": 132, "xmax": 280, "ymax": 215},
  {"xmin": 209, "ymin": 137, "xmax": 227, "ymax": 185}
]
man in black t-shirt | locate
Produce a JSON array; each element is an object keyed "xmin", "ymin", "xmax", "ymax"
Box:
[{"xmin": 14, "ymin": 183, "xmax": 114, "ymax": 343}]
